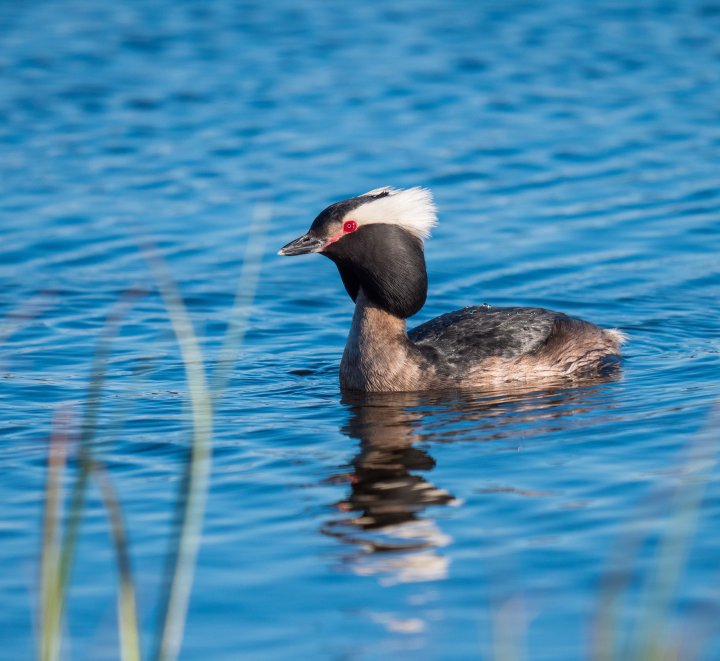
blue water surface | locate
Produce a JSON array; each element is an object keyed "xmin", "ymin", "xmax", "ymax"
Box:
[{"xmin": 2, "ymin": 1, "xmax": 720, "ymax": 659}]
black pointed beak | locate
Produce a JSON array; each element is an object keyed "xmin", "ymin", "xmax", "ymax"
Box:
[{"xmin": 277, "ymin": 233, "xmax": 325, "ymax": 256}]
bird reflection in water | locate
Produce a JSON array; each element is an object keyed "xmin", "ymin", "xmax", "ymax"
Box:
[
  {"xmin": 322, "ymin": 391, "xmax": 457, "ymax": 584},
  {"xmin": 322, "ymin": 380, "xmax": 619, "ymax": 585}
]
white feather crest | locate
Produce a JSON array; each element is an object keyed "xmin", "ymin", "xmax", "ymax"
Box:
[{"xmin": 346, "ymin": 186, "xmax": 438, "ymax": 240}]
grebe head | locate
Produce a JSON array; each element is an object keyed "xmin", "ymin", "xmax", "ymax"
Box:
[{"xmin": 278, "ymin": 187, "xmax": 438, "ymax": 318}]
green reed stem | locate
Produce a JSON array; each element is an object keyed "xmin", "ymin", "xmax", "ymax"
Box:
[
  {"xmin": 39, "ymin": 413, "xmax": 69, "ymax": 661},
  {"xmin": 212, "ymin": 204, "xmax": 268, "ymax": 400},
  {"xmin": 592, "ymin": 509, "xmax": 649, "ymax": 661},
  {"xmin": 593, "ymin": 407, "xmax": 718, "ymax": 661},
  {"xmin": 149, "ymin": 209, "xmax": 265, "ymax": 661},
  {"xmin": 491, "ymin": 596, "xmax": 526, "ymax": 661},
  {"xmin": 42, "ymin": 293, "xmax": 141, "ymax": 660},
  {"xmin": 148, "ymin": 252, "xmax": 213, "ymax": 661},
  {"xmin": 37, "ymin": 209, "xmax": 264, "ymax": 661},
  {"xmin": 631, "ymin": 408, "xmax": 718, "ymax": 660},
  {"xmin": 94, "ymin": 461, "xmax": 142, "ymax": 661}
]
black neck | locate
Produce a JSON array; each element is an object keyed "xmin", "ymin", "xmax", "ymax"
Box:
[{"xmin": 325, "ymin": 224, "xmax": 427, "ymax": 319}]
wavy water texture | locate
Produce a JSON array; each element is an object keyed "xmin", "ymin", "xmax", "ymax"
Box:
[{"xmin": 1, "ymin": 1, "xmax": 720, "ymax": 659}]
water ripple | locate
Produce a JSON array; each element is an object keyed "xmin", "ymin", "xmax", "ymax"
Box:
[{"xmin": 2, "ymin": 1, "xmax": 720, "ymax": 659}]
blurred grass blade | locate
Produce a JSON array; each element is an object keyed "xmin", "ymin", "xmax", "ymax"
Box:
[
  {"xmin": 146, "ymin": 250, "xmax": 213, "ymax": 661},
  {"xmin": 593, "ymin": 521, "xmax": 647, "ymax": 661},
  {"xmin": 50, "ymin": 292, "xmax": 142, "ymax": 657},
  {"xmin": 148, "ymin": 205, "xmax": 264, "ymax": 660},
  {"xmin": 594, "ymin": 406, "xmax": 718, "ymax": 661},
  {"xmin": 39, "ymin": 411, "xmax": 70, "ymax": 661},
  {"xmin": 631, "ymin": 407, "xmax": 718, "ymax": 660},
  {"xmin": 491, "ymin": 596, "xmax": 526, "ymax": 661},
  {"xmin": 94, "ymin": 461, "xmax": 141, "ymax": 661},
  {"xmin": 212, "ymin": 203, "xmax": 267, "ymax": 400}
]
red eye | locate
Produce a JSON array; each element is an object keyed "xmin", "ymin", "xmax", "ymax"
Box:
[{"xmin": 343, "ymin": 220, "xmax": 358, "ymax": 233}]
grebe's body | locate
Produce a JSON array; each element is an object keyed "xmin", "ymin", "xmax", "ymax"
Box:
[
  {"xmin": 340, "ymin": 291, "xmax": 623, "ymax": 392},
  {"xmin": 279, "ymin": 187, "xmax": 624, "ymax": 392}
]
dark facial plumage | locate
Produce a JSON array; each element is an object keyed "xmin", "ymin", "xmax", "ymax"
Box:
[
  {"xmin": 323, "ymin": 223, "xmax": 428, "ymax": 319},
  {"xmin": 306, "ymin": 190, "xmax": 390, "ymax": 240},
  {"xmin": 279, "ymin": 189, "xmax": 430, "ymax": 318}
]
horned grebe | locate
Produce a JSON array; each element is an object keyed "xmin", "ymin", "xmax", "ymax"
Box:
[{"xmin": 279, "ymin": 187, "xmax": 624, "ymax": 392}]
